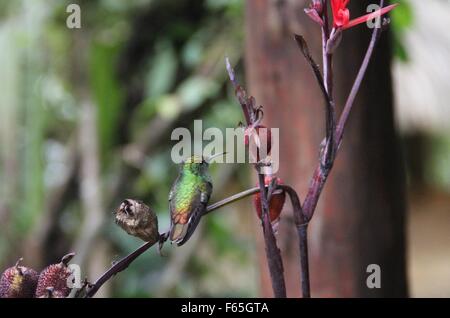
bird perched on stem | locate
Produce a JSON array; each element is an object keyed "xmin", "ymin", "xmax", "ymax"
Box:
[
  {"xmin": 114, "ymin": 199, "xmax": 159, "ymax": 245},
  {"xmin": 169, "ymin": 153, "xmax": 225, "ymax": 246}
]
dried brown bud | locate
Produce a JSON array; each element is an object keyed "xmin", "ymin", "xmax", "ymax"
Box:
[
  {"xmin": 253, "ymin": 176, "xmax": 286, "ymax": 223},
  {"xmin": 304, "ymin": 0, "xmax": 324, "ymax": 26},
  {"xmin": 0, "ymin": 258, "xmax": 38, "ymax": 298},
  {"xmin": 311, "ymin": 0, "xmax": 323, "ymax": 14},
  {"xmin": 34, "ymin": 253, "xmax": 75, "ymax": 298},
  {"xmin": 114, "ymin": 199, "xmax": 159, "ymax": 244}
]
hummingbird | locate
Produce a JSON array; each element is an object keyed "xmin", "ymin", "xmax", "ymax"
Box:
[
  {"xmin": 169, "ymin": 153, "xmax": 225, "ymax": 246},
  {"xmin": 114, "ymin": 199, "xmax": 159, "ymax": 245}
]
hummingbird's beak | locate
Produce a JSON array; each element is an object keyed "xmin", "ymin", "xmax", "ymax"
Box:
[{"xmin": 206, "ymin": 152, "xmax": 227, "ymax": 163}]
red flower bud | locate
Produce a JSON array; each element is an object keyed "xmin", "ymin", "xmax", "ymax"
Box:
[
  {"xmin": 331, "ymin": 0, "xmax": 398, "ymax": 30},
  {"xmin": 304, "ymin": 0, "xmax": 324, "ymax": 26},
  {"xmin": 253, "ymin": 176, "xmax": 286, "ymax": 222}
]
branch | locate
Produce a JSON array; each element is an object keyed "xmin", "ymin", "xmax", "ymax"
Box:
[
  {"xmin": 279, "ymin": 185, "xmax": 310, "ymax": 298},
  {"xmin": 226, "ymin": 57, "xmax": 253, "ymax": 124},
  {"xmin": 226, "ymin": 59, "xmax": 287, "ymax": 297},
  {"xmin": 302, "ymin": 0, "xmax": 387, "ymax": 219},
  {"xmin": 204, "ymin": 187, "xmax": 260, "ymax": 215},
  {"xmin": 294, "ymin": 34, "xmax": 334, "ymax": 117},
  {"xmin": 320, "ymin": 0, "xmax": 337, "ymax": 166},
  {"xmin": 335, "ymin": 0, "xmax": 385, "ymax": 148},
  {"xmin": 258, "ymin": 173, "xmax": 286, "ymax": 298},
  {"xmin": 85, "ymin": 239, "xmax": 158, "ymax": 298}
]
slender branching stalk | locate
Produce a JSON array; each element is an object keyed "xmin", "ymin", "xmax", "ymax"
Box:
[
  {"xmin": 85, "ymin": 0, "xmax": 390, "ymax": 299},
  {"xmin": 226, "ymin": 58, "xmax": 287, "ymax": 298}
]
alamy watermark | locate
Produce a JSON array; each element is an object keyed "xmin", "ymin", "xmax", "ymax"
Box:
[
  {"xmin": 171, "ymin": 120, "xmax": 280, "ymax": 173},
  {"xmin": 366, "ymin": 4, "xmax": 384, "ymax": 29},
  {"xmin": 366, "ymin": 264, "xmax": 381, "ymax": 289},
  {"xmin": 66, "ymin": 4, "xmax": 81, "ymax": 29}
]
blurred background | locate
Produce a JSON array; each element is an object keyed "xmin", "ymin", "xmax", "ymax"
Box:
[{"xmin": 0, "ymin": 0, "xmax": 448, "ymax": 297}]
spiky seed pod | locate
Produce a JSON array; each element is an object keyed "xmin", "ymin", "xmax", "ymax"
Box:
[
  {"xmin": 253, "ymin": 176, "xmax": 286, "ymax": 223},
  {"xmin": 34, "ymin": 253, "xmax": 75, "ymax": 298},
  {"xmin": 37, "ymin": 287, "xmax": 66, "ymax": 298},
  {"xmin": 114, "ymin": 199, "xmax": 159, "ymax": 244},
  {"xmin": 0, "ymin": 258, "xmax": 38, "ymax": 298},
  {"xmin": 37, "ymin": 287, "xmax": 54, "ymax": 298}
]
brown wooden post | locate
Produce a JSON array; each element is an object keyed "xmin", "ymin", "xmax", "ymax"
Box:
[{"xmin": 245, "ymin": 0, "xmax": 408, "ymax": 297}]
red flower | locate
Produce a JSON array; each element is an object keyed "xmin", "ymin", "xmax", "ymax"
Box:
[
  {"xmin": 331, "ymin": 0, "xmax": 398, "ymax": 30},
  {"xmin": 253, "ymin": 176, "xmax": 286, "ymax": 223}
]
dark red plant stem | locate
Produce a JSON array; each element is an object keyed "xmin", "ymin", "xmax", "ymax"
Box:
[
  {"xmin": 297, "ymin": 224, "xmax": 310, "ymax": 297},
  {"xmin": 303, "ymin": 0, "xmax": 385, "ymax": 219},
  {"xmin": 226, "ymin": 58, "xmax": 252, "ymax": 124},
  {"xmin": 279, "ymin": 185, "xmax": 310, "ymax": 298},
  {"xmin": 85, "ymin": 240, "xmax": 157, "ymax": 297},
  {"xmin": 321, "ymin": 0, "xmax": 332, "ymax": 97},
  {"xmin": 320, "ymin": 0, "xmax": 336, "ymax": 167},
  {"xmin": 258, "ymin": 173, "xmax": 287, "ymax": 298},
  {"xmin": 294, "ymin": 34, "xmax": 333, "ymax": 115},
  {"xmin": 335, "ymin": 0, "xmax": 384, "ymax": 147},
  {"xmin": 302, "ymin": 165, "xmax": 328, "ymax": 219},
  {"xmin": 226, "ymin": 58, "xmax": 287, "ymax": 298}
]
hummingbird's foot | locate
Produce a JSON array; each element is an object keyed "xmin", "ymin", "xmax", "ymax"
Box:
[
  {"xmin": 255, "ymin": 158, "xmax": 272, "ymax": 174},
  {"xmin": 255, "ymin": 158, "xmax": 271, "ymax": 168},
  {"xmin": 157, "ymin": 232, "xmax": 169, "ymax": 257}
]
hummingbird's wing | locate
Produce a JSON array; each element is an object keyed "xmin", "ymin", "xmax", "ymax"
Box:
[{"xmin": 169, "ymin": 180, "xmax": 212, "ymax": 246}]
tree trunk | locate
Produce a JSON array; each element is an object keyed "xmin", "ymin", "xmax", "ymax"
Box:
[{"xmin": 245, "ymin": 0, "xmax": 408, "ymax": 297}]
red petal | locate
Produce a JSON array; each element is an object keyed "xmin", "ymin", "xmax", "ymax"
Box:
[{"xmin": 343, "ymin": 4, "xmax": 398, "ymax": 30}]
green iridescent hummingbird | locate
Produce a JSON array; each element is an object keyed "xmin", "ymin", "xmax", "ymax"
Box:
[{"xmin": 169, "ymin": 153, "xmax": 225, "ymax": 246}]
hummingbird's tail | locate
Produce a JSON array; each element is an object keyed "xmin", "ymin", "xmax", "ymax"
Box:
[
  {"xmin": 169, "ymin": 223, "xmax": 187, "ymax": 245},
  {"xmin": 169, "ymin": 209, "xmax": 203, "ymax": 246}
]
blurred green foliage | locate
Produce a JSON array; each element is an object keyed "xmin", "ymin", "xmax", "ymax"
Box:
[
  {"xmin": 391, "ymin": 0, "xmax": 414, "ymax": 62},
  {"xmin": 2, "ymin": 0, "xmax": 447, "ymax": 298},
  {"xmin": 0, "ymin": 0, "xmax": 257, "ymax": 297}
]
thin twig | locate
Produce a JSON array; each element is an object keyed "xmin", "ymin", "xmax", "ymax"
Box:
[
  {"xmin": 226, "ymin": 58, "xmax": 287, "ymax": 298},
  {"xmin": 85, "ymin": 239, "xmax": 156, "ymax": 298},
  {"xmin": 320, "ymin": 0, "xmax": 336, "ymax": 166},
  {"xmin": 321, "ymin": 0, "xmax": 332, "ymax": 97},
  {"xmin": 258, "ymin": 173, "xmax": 287, "ymax": 298},
  {"xmin": 294, "ymin": 34, "xmax": 334, "ymax": 115},
  {"xmin": 302, "ymin": 0, "xmax": 386, "ymax": 219},
  {"xmin": 335, "ymin": 0, "xmax": 384, "ymax": 148},
  {"xmin": 279, "ymin": 185, "xmax": 310, "ymax": 298},
  {"xmin": 205, "ymin": 187, "xmax": 260, "ymax": 214},
  {"xmin": 226, "ymin": 57, "xmax": 252, "ymax": 124}
]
